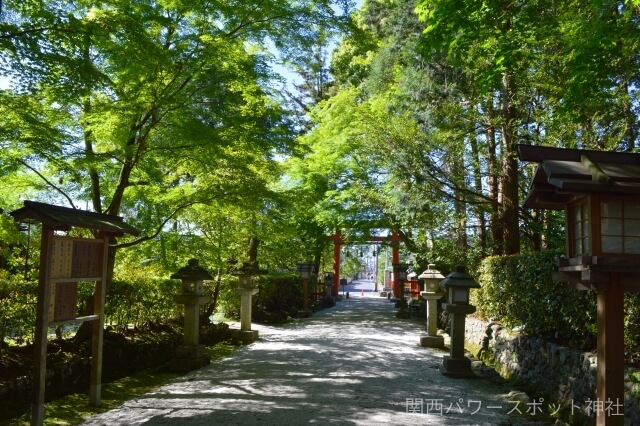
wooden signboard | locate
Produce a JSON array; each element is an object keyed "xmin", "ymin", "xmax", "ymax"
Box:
[
  {"xmin": 72, "ymin": 240, "xmax": 100, "ymax": 279},
  {"xmin": 50, "ymin": 237, "xmax": 73, "ymax": 279},
  {"xmin": 10, "ymin": 201, "xmax": 139, "ymax": 426},
  {"xmin": 48, "ymin": 282, "xmax": 77, "ymax": 322},
  {"xmin": 50, "ymin": 236, "xmax": 102, "ymax": 280},
  {"xmin": 47, "ymin": 237, "xmax": 103, "ymax": 323}
]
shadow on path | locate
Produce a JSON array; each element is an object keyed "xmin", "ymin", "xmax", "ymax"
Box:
[{"xmin": 82, "ymin": 294, "xmax": 554, "ymax": 425}]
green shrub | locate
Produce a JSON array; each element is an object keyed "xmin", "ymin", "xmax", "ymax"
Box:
[
  {"xmin": 472, "ymin": 252, "xmax": 598, "ymax": 348},
  {"xmin": 212, "ymin": 274, "xmax": 243, "ymax": 318},
  {"xmin": 254, "ymin": 273, "xmax": 305, "ymax": 314},
  {"xmin": 624, "ymin": 294, "xmax": 640, "ymax": 358},
  {"xmin": 0, "ymin": 276, "xmax": 37, "ymax": 345},
  {"xmin": 216, "ymin": 272, "xmax": 305, "ymax": 322},
  {"xmin": 105, "ymin": 278, "xmax": 182, "ymax": 328},
  {"xmin": 0, "ymin": 269, "xmax": 309, "ymax": 347}
]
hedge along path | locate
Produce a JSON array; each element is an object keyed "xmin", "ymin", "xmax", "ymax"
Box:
[{"xmin": 81, "ymin": 292, "xmax": 554, "ymax": 426}]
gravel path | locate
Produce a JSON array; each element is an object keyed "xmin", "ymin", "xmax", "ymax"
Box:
[{"xmin": 81, "ymin": 282, "xmax": 555, "ymax": 425}]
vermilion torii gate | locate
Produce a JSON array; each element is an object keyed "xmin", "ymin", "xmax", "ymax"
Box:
[{"xmin": 326, "ymin": 229, "xmax": 402, "ymax": 297}]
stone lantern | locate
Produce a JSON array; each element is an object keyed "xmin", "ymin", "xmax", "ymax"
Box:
[
  {"xmin": 170, "ymin": 259, "xmax": 212, "ymax": 372},
  {"xmin": 297, "ymin": 263, "xmax": 315, "ymax": 313},
  {"xmin": 324, "ymin": 272, "xmax": 334, "ymax": 299},
  {"xmin": 419, "ymin": 264, "xmax": 445, "ymax": 348},
  {"xmin": 439, "ymin": 264, "xmax": 480, "ymax": 378},
  {"xmin": 393, "ymin": 262, "xmax": 408, "ymax": 306},
  {"xmin": 394, "ymin": 263, "xmax": 410, "ymax": 319},
  {"xmin": 234, "ymin": 264, "xmax": 259, "ymax": 343}
]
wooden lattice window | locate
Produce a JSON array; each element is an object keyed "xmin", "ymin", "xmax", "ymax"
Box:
[
  {"xmin": 571, "ymin": 200, "xmax": 591, "ymax": 256},
  {"xmin": 601, "ymin": 201, "xmax": 640, "ymax": 254}
]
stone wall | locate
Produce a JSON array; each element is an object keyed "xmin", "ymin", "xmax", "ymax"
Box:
[{"xmin": 465, "ymin": 316, "xmax": 640, "ymax": 424}]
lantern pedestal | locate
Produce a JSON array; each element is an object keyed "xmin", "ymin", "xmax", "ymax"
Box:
[
  {"xmin": 171, "ymin": 294, "xmax": 210, "ymax": 372},
  {"xmin": 441, "ymin": 303, "xmax": 477, "ymax": 379},
  {"xmin": 232, "ymin": 287, "xmax": 259, "ymax": 343},
  {"xmin": 441, "ymin": 356, "xmax": 474, "ymax": 377},
  {"xmin": 232, "ymin": 329, "xmax": 259, "ymax": 343},
  {"xmin": 420, "ymin": 291, "xmax": 444, "ymax": 348},
  {"xmin": 173, "ymin": 345, "xmax": 209, "ymax": 369},
  {"xmin": 421, "ymin": 335, "xmax": 445, "ymax": 349}
]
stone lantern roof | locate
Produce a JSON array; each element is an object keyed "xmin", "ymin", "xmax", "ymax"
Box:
[
  {"xmin": 440, "ymin": 265, "xmax": 480, "ymax": 291},
  {"xmin": 418, "ymin": 264, "xmax": 444, "ymax": 281},
  {"xmin": 170, "ymin": 259, "xmax": 213, "ymax": 281}
]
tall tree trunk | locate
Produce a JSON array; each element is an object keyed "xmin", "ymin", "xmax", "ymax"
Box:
[
  {"xmin": 501, "ymin": 71, "xmax": 520, "ymax": 255},
  {"xmin": 452, "ymin": 140, "xmax": 468, "ymax": 262},
  {"xmin": 623, "ymin": 80, "xmax": 636, "ymax": 152},
  {"xmin": 313, "ymin": 233, "xmax": 324, "ymax": 276},
  {"xmin": 203, "ymin": 273, "xmax": 222, "ymax": 326},
  {"xmin": 469, "ymin": 135, "xmax": 487, "ymax": 256},
  {"xmin": 81, "ymin": 34, "xmax": 102, "ymax": 214},
  {"xmin": 530, "ymin": 209, "xmax": 542, "ymax": 252},
  {"xmin": 541, "ymin": 209, "xmax": 551, "ymax": 251},
  {"xmin": 204, "ymin": 220, "xmax": 226, "ymax": 322},
  {"xmin": 247, "ymin": 236, "xmax": 260, "ymax": 271},
  {"xmin": 486, "ymin": 98, "xmax": 503, "ymax": 255}
]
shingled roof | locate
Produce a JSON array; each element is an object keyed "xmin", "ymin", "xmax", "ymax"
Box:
[
  {"xmin": 10, "ymin": 201, "xmax": 140, "ymax": 236},
  {"xmin": 517, "ymin": 144, "xmax": 640, "ymax": 210}
]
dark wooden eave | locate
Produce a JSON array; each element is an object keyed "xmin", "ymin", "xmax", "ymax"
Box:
[
  {"xmin": 517, "ymin": 144, "xmax": 640, "ymax": 209},
  {"xmin": 10, "ymin": 201, "xmax": 140, "ymax": 236},
  {"xmin": 553, "ymin": 256, "xmax": 640, "ymax": 292}
]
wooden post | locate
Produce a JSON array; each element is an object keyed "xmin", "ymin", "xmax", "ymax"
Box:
[
  {"xmin": 596, "ymin": 273, "xmax": 625, "ymax": 426},
  {"xmin": 31, "ymin": 226, "xmax": 54, "ymax": 426},
  {"xmin": 90, "ymin": 235, "xmax": 109, "ymax": 406}
]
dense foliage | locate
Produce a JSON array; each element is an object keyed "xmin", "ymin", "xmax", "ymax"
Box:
[
  {"xmin": 473, "ymin": 252, "xmax": 597, "ymax": 345},
  {"xmin": 1, "ymin": 0, "xmax": 638, "ymax": 281},
  {"xmin": 0, "ymin": 271, "xmax": 310, "ymax": 348},
  {"xmin": 217, "ymin": 273, "xmax": 308, "ymax": 321},
  {"xmin": 1, "ymin": 0, "xmax": 640, "ymax": 367},
  {"xmin": 284, "ymin": 0, "xmax": 640, "ymax": 269},
  {"xmin": 0, "ymin": 0, "xmax": 354, "ymax": 279},
  {"xmin": 473, "ymin": 252, "xmax": 640, "ymax": 358},
  {"xmin": 0, "ymin": 274, "xmax": 37, "ymax": 346},
  {"xmin": 104, "ymin": 278, "xmax": 182, "ymax": 330}
]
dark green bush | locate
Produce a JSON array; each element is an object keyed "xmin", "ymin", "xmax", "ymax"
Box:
[
  {"xmin": 624, "ymin": 294, "xmax": 640, "ymax": 358},
  {"xmin": 472, "ymin": 252, "xmax": 600, "ymax": 349},
  {"xmin": 0, "ymin": 276, "xmax": 37, "ymax": 345},
  {"xmin": 105, "ymin": 278, "xmax": 182, "ymax": 328},
  {"xmin": 211, "ymin": 274, "xmax": 242, "ymax": 318},
  {"xmin": 0, "ymin": 275, "xmax": 183, "ymax": 344},
  {"xmin": 217, "ymin": 273, "xmax": 306, "ymax": 322},
  {"xmin": 0, "ymin": 270, "xmax": 311, "ymax": 348},
  {"xmin": 254, "ymin": 273, "xmax": 306, "ymax": 314}
]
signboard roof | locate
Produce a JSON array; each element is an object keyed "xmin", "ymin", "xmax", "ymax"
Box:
[{"xmin": 10, "ymin": 201, "xmax": 140, "ymax": 236}]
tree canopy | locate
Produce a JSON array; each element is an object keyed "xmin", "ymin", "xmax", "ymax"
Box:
[{"xmin": 1, "ymin": 0, "xmax": 639, "ymax": 277}]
